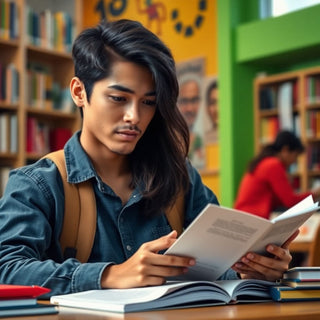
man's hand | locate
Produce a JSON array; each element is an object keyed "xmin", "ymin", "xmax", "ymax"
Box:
[
  {"xmin": 232, "ymin": 229, "xmax": 299, "ymax": 282},
  {"xmin": 101, "ymin": 231, "xmax": 195, "ymax": 288}
]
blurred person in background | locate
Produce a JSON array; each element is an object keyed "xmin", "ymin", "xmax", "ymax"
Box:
[{"xmin": 234, "ymin": 130, "xmax": 320, "ymax": 219}]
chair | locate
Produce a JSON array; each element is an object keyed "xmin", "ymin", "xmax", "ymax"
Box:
[{"xmin": 308, "ymin": 223, "xmax": 320, "ymax": 266}]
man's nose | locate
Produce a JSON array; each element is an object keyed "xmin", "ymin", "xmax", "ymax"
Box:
[{"xmin": 123, "ymin": 102, "xmax": 140, "ymax": 124}]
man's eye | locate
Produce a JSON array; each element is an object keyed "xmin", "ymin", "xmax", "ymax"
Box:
[
  {"xmin": 143, "ymin": 99, "xmax": 156, "ymax": 106},
  {"xmin": 110, "ymin": 96, "xmax": 126, "ymax": 102}
]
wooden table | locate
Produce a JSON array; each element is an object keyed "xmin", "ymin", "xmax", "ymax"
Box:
[{"xmin": 3, "ymin": 301, "xmax": 320, "ymax": 320}]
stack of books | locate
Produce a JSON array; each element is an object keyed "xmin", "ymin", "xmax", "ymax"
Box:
[
  {"xmin": 271, "ymin": 267, "xmax": 320, "ymax": 301},
  {"xmin": 0, "ymin": 284, "xmax": 58, "ymax": 317}
]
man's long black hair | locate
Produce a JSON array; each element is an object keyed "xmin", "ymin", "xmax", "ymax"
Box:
[{"xmin": 72, "ymin": 19, "xmax": 190, "ymax": 216}]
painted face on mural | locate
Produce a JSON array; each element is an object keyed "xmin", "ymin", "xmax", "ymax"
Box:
[
  {"xmin": 207, "ymin": 85, "xmax": 218, "ymax": 127},
  {"xmin": 177, "ymin": 79, "xmax": 201, "ymax": 130}
]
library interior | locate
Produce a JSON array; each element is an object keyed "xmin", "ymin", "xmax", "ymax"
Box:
[{"xmin": 1, "ymin": 0, "xmax": 320, "ymax": 319}]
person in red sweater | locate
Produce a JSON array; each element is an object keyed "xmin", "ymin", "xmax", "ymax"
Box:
[{"xmin": 234, "ymin": 130, "xmax": 320, "ymax": 219}]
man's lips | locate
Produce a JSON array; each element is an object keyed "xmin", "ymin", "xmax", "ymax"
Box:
[
  {"xmin": 115, "ymin": 126, "xmax": 141, "ymax": 141},
  {"xmin": 117, "ymin": 130, "xmax": 139, "ymax": 136}
]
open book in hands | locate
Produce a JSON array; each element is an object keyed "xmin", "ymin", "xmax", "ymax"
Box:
[
  {"xmin": 50, "ymin": 279, "xmax": 274, "ymax": 313},
  {"xmin": 165, "ymin": 195, "xmax": 319, "ymax": 281}
]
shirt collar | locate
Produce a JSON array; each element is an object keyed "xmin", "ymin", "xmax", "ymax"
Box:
[{"xmin": 64, "ymin": 131, "xmax": 96, "ymax": 184}]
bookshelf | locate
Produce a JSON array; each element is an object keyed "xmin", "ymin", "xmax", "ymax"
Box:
[
  {"xmin": 0, "ymin": 0, "xmax": 82, "ymax": 194},
  {"xmin": 254, "ymin": 66, "xmax": 320, "ymax": 193}
]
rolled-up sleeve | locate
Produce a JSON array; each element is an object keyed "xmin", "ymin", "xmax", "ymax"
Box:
[{"xmin": 0, "ymin": 161, "xmax": 108, "ymax": 297}]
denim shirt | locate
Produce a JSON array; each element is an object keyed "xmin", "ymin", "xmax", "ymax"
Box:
[{"xmin": 0, "ymin": 131, "xmax": 238, "ymax": 297}]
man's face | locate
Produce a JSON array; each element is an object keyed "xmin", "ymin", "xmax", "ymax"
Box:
[
  {"xmin": 78, "ymin": 60, "xmax": 157, "ymax": 158},
  {"xmin": 177, "ymin": 80, "xmax": 200, "ymax": 129}
]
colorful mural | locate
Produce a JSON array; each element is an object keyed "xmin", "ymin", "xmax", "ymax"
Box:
[
  {"xmin": 82, "ymin": 0, "xmax": 217, "ymax": 75},
  {"xmin": 81, "ymin": 0, "xmax": 220, "ymax": 196}
]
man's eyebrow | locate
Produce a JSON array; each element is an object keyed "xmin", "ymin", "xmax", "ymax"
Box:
[{"xmin": 108, "ymin": 84, "xmax": 156, "ymax": 96}]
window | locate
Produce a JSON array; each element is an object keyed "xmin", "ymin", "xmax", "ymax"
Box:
[{"xmin": 260, "ymin": 0, "xmax": 320, "ymax": 19}]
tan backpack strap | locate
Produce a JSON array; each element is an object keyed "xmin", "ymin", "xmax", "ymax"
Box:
[
  {"xmin": 44, "ymin": 150, "xmax": 96, "ymax": 263},
  {"xmin": 165, "ymin": 191, "xmax": 185, "ymax": 237},
  {"xmin": 76, "ymin": 181, "xmax": 97, "ymax": 262}
]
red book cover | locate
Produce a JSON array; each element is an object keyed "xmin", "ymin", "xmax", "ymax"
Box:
[
  {"xmin": 0, "ymin": 284, "xmax": 50, "ymax": 299},
  {"xmin": 26, "ymin": 117, "xmax": 36, "ymax": 153},
  {"xmin": 50, "ymin": 128, "xmax": 72, "ymax": 151}
]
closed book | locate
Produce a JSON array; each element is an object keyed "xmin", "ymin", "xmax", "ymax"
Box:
[
  {"xmin": 0, "ymin": 304, "xmax": 58, "ymax": 317},
  {"xmin": 281, "ymin": 280, "xmax": 320, "ymax": 289},
  {"xmin": 283, "ymin": 267, "xmax": 320, "ymax": 281},
  {"xmin": 0, "ymin": 284, "xmax": 57, "ymax": 316},
  {"xmin": 271, "ymin": 286, "xmax": 320, "ymax": 302},
  {"xmin": 0, "ymin": 284, "xmax": 50, "ymax": 298}
]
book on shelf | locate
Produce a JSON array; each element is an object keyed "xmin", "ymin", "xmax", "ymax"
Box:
[
  {"xmin": 260, "ymin": 116, "xmax": 279, "ymax": 144},
  {"xmin": 165, "ymin": 195, "xmax": 318, "ymax": 282},
  {"xmin": 259, "ymin": 85, "xmax": 277, "ymax": 110},
  {"xmin": 51, "ymin": 279, "xmax": 275, "ymax": 313},
  {"xmin": 0, "ymin": 62, "xmax": 5, "ymax": 101},
  {"xmin": 0, "ymin": 284, "xmax": 58, "ymax": 317},
  {"xmin": 0, "ymin": 0, "xmax": 19, "ymax": 40},
  {"xmin": 0, "ymin": 112, "xmax": 18, "ymax": 154},
  {"xmin": 0, "ymin": 166, "xmax": 10, "ymax": 196},
  {"xmin": 306, "ymin": 75, "xmax": 320, "ymax": 104},
  {"xmin": 27, "ymin": 62, "xmax": 53, "ymax": 110},
  {"xmin": 25, "ymin": 5, "xmax": 74, "ymax": 52},
  {"xmin": 0, "ymin": 112, "xmax": 9, "ymax": 152},
  {"xmin": 9, "ymin": 113, "xmax": 17, "ymax": 153},
  {"xmin": 278, "ymin": 81, "xmax": 293, "ymax": 131},
  {"xmin": 26, "ymin": 117, "xmax": 50, "ymax": 154},
  {"xmin": 50, "ymin": 128, "xmax": 72, "ymax": 151},
  {"xmin": 0, "ymin": 62, "xmax": 19, "ymax": 104}
]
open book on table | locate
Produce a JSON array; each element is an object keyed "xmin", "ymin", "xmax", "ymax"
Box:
[
  {"xmin": 50, "ymin": 279, "xmax": 274, "ymax": 313},
  {"xmin": 165, "ymin": 195, "xmax": 319, "ymax": 281}
]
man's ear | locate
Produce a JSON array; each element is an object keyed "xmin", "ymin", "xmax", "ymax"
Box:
[{"xmin": 70, "ymin": 77, "xmax": 87, "ymax": 107}]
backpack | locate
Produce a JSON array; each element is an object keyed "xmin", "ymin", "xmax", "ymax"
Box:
[{"xmin": 44, "ymin": 150, "xmax": 184, "ymax": 263}]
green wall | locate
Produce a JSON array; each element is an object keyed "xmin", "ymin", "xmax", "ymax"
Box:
[{"xmin": 217, "ymin": 1, "xmax": 320, "ymax": 207}]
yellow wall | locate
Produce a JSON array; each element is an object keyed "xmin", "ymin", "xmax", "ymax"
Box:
[
  {"xmin": 82, "ymin": 0, "xmax": 219, "ymax": 197},
  {"xmin": 82, "ymin": 0, "xmax": 217, "ymax": 75}
]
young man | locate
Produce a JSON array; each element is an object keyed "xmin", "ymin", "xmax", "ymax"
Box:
[{"xmin": 0, "ymin": 20, "xmax": 294, "ymax": 297}]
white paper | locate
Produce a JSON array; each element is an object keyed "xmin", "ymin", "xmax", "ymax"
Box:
[{"xmin": 165, "ymin": 196, "xmax": 319, "ymax": 281}]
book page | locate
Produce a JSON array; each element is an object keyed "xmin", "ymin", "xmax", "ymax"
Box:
[
  {"xmin": 165, "ymin": 205, "xmax": 271, "ymax": 281},
  {"xmin": 215, "ymin": 279, "xmax": 274, "ymax": 302},
  {"xmin": 51, "ymin": 281, "xmax": 230, "ymax": 312},
  {"xmin": 272, "ymin": 195, "xmax": 317, "ymax": 221},
  {"xmin": 165, "ymin": 197, "xmax": 318, "ymax": 282},
  {"xmin": 249, "ymin": 200, "xmax": 318, "ymax": 253}
]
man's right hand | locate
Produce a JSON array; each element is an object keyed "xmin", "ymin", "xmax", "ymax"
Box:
[{"xmin": 101, "ymin": 231, "xmax": 195, "ymax": 289}]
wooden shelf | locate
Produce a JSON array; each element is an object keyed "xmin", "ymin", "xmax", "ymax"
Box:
[
  {"xmin": 0, "ymin": 0, "xmax": 82, "ymax": 171},
  {"xmin": 254, "ymin": 66, "xmax": 320, "ymax": 192}
]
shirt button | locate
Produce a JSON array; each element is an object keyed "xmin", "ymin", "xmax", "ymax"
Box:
[{"xmin": 126, "ymin": 245, "xmax": 132, "ymax": 251}]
